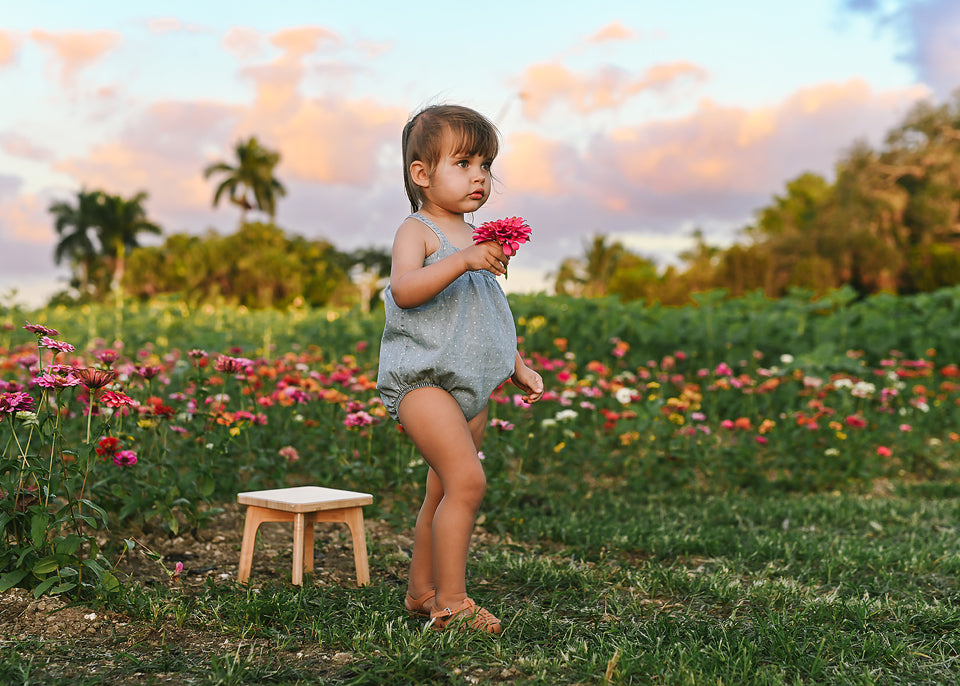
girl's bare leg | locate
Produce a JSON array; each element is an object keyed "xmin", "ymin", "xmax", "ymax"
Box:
[{"xmin": 399, "ymin": 387, "xmax": 488, "ymax": 610}]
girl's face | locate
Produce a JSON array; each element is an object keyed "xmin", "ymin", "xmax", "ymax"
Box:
[{"xmin": 417, "ymin": 138, "xmax": 493, "ymax": 216}]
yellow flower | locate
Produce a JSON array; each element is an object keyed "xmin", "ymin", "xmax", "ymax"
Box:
[
  {"xmin": 230, "ymin": 426, "xmax": 241, "ymax": 437},
  {"xmin": 553, "ymin": 442, "xmax": 566, "ymax": 453},
  {"xmin": 835, "ymin": 431, "xmax": 847, "ymax": 440},
  {"xmin": 668, "ymin": 413, "xmax": 685, "ymax": 425},
  {"xmin": 137, "ymin": 419, "xmax": 156, "ymax": 429}
]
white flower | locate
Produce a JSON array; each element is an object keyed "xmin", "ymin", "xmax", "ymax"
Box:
[
  {"xmin": 555, "ymin": 409, "xmax": 578, "ymax": 422},
  {"xmin": 851, "ymin": 382, "xmax": 876, "ymax": 398},
  {"xmin": 541, "ymin": 418, "xmax": 557, "ymax": 428},
  {"xmin": 834, "ymin": 378, "xmax": 853, "ymax": 389},
  {"xmin": 615, "ymin": 387, "xmax": 635, "ymax": 405},
  {"xmin": 780, "ymin": 354, "xmax": 794, "ymax": 364}
]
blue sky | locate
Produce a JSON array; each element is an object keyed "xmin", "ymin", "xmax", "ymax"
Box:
[{"xmin": 1, "ymin": 0, "xmax": 957, "ymax": 304}]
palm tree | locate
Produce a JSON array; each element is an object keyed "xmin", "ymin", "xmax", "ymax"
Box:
[
  {"xmin": 49, "ymin": 190, "xmax": 162, "ymax": 299},
  {"xmin": 50, "ymin": 189, "xmax": 104, "ymax": 297},
  {"xmin": 204, "ymin": 137, "xmax": 287, "ymax": 222},
  {"xmin": 93, "ymin": 191, "xmax": 162, "ymax": 293}
]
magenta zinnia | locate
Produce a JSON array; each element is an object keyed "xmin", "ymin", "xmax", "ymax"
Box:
[{"xmin": 473, "ymin": 216, "xmax": 532, "ymax": 256}]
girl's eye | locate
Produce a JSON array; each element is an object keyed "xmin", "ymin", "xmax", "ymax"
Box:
[
  {"xmin": 481, "ymin": 162, "xmax": 492, "ymax": 171},
  {"xmin": 457, "ymin": 159, "xmax": 469, "ymax": 168}
]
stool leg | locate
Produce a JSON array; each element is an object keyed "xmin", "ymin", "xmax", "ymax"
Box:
[
  {"xmin": 304, "ymin": 512, "xmax": 316, "ymax": 575},
  {"xmin": 238, "ymin": 506, "xmax": 266, "ymax": 583},
  {"xmin": 343, "ymin": 507, "xmax": 370, "ymax": 586},
  {"xmin": 292, "ymin": 512, "xmax": 306, "ymax": 586}
]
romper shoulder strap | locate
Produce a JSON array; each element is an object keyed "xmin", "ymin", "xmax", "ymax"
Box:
[{"xmin": 409, "ymin": 212, "xmax": 451, "ymax": 247}]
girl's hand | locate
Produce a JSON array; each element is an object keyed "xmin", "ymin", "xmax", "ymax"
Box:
[
  {"xmin": 461, "ymin": 241, "xmax": 509, "ymax": 277},
  {"xmin": 511, "ymin": 363, "xmax": 544, "ymax": 404}
]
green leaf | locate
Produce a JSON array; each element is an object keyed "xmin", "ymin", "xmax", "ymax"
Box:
[
  {"xmin": 33, "ymin": 556, "xmax": 60, "ymax": 575},
  {"xmin": 199, "ymin": 476, "xmax": 215, "ymax": 498},
  {"xmin": 0, "ymin": 569, "xmax": 29, "ymax": 592},
  {"xmin": 55, "ymin": 534, "xmax": 83, "ymax": 556},
  {"xmin": 50, "ymin": 582, "xmax": 77, "ymax": 595},
  {"xmin": 30, "ymin": 513, "xmax": 49, "ymax": 548},
  {"xmin": 33, "ymin": 576, "xmax": 58, "ymax": 598}
]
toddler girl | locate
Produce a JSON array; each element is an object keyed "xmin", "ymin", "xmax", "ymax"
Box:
[{"xmin": 377, "ymin": 104, "xmax": 543, "ymax": 634}]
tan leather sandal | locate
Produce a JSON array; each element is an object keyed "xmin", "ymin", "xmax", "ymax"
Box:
[
  {"xmin": 429, "ymin": 597, "xmax": 501, "ymax": 634},
  {"xmin": 404, "ymin": 589, "xmax": 436, "ymax": 617}
]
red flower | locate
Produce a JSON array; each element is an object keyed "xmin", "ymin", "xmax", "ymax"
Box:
[
  {"xmin": 472, "ymin": 216, "xmax": 531, "ymax": 256},
  {"xmin": 101, "ymin": 390, "xmax": 139, "ymax": 408},
  {"xmin": 96, "ymin": 436, "xmax": 121, "ymax": 456}
]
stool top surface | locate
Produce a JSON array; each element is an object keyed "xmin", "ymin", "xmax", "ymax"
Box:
[{"xmin": 237, "ymin": 486, "xmax": 373, "ymax": 512}]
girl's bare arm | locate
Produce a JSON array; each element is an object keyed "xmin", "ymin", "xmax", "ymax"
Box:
[{"xmin": 390, "ymin": 220, "xmax": 509, "ymax": 309}]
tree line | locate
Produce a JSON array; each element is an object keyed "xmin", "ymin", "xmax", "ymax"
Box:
[{"xmin": 49, "ymin": 94, "xmax": 960, "ymax": 309}]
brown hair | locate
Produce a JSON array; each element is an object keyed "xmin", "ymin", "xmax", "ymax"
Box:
[{"xmin": 401, "ymin": 104, "xmax": 500, "ymax": 212}]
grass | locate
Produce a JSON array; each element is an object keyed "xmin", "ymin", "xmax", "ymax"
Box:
[{"xmin": 2, "ymin": 484, "xmax": 958, "ymax": 685}]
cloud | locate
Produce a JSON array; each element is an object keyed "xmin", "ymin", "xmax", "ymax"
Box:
[
  {"xmin": 496, "ymin": 78, "xmax": 929, "ymax": 264},
  {"xmin": 0, "ymin": 30, "xmax": 19, "ymax": 67},
  {"xmin": 0, "ymin": 133, "xmax": 54, "ymax": 161},
  {"xmin": 899, "ymin": 0, "xmax": 960, "ymax": 96},
  {"xmin": 29, "ymin": 29, "xmax": 121, "ymax": 87},
  {"xmin": 223, "ymin": 27, "xmax": 263, "ymax": 59},
  {"xmin": 517, "ymin": 60, "xmax": 708, "ymax": 119},
  {"xmin": 270, "ymin": 26, "xmax": 341, "ymax": 57},
  {"xmin": 585, "ymin": 22, "xmax": 636, "ymax": 44},
  {"xmin": 54, "ymin": 101, "xmax": 238, "ymax": 222},
  {"xmin": 842, "ymin": 0, "xmax": 960, "ymax": 98},
  {"xmin": 145, "ymin": 17, "xmax": 207, "ymax": 34}
]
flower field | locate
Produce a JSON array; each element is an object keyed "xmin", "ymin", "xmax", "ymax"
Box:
[{"xmin": 3, "ymin": 289, "xmax": 960, "ymax": 601}]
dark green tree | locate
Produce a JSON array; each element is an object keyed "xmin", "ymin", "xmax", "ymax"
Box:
[{"xmin": 204, "ymin": 137, "xmax": 287, "ymax": 222}]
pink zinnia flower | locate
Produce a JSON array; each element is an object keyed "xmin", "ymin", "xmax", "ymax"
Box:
[
  {"xmin": 36, "ymin": 370, "xmax": 81, "ymax": 389},
  {"xmin": 214, "ymin": 355, "xmax": 253, "ymax": 374},
  {"xmin": 94, "ymin": 349, "xmax": 119, "ymax": 365},
  {"xmin": 279, "ymin": 446, "xmax": 300, "ymax": 461},
  {"xmin": 876, "ymin": 446, "xmax": 892, "ymax": 457},
  {"xmin": 343, "ymin": 411, "xmax": 374, "ymax": 428},
  {"xmin": 0, "ymin": 391, "xmax": 34, "ymax": 414},
  {"xmin": 40, "ymin": 336, "xmax": 75, "ymax": 354},
  {"xmin": 24, "ymin": 322, "xmax": 59, "ymax": 337},
  {"xmin": 489, "ymin": 418, "xmax": 515, "ymax": 431},
  {"xmin": 136, "ymin": 365, "xmax": 163, "ymax": 380},
  {"xmin": 472, "ymin": 216, "xmax": 531, "ymax": 257},
  {"xmin": 113, "ymin": 450, "xmax": 138, "ymax": 466},
  {"xmin": 101, "ymin": 390, "xmax": 139, "ymax": 408},
  {"xmin": 172, "ymin": 561, "xmax": 184, "ymax": 580}
]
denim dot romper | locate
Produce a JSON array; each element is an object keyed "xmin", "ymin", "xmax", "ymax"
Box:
[{"xmin": 377, "ymin": 213, "xmax": 517, "ymax": 422}]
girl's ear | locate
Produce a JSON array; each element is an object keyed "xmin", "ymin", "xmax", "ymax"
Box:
[{"xmin": 410, "ymin": 161, "xmax": 430, "ymax": 188}]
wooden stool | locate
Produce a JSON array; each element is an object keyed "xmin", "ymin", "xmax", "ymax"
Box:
[{"xmin": 237, "ymin": 486, "xmax": 373, "ymax": 586}]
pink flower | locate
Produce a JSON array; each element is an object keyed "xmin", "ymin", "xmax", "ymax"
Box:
[
  {"xmin": 489, "ymin": 418, "xmax": 514, "ymax": 431},
  {"xmin": 172, "ymin": 561, "xmax": 184, "ymax": 580},
  {"xmin": 214, "ymin": 355, "xmax": 253, "ymax": 375},
  {"xmin": 94, "ymin": 349, "xmax": 119, "ymax": 365},
  {"xmin": 876, "ymin": 446, "xmax": 892, "ymax": 457},
  {"xmin": 24, "ymin": 322, "xmax": 59, "ymax": 337},
  {"xmin": 113, "ymin": 450, "xmax": 138, "ymax": 466},
  {"xmin": 279, "ymin": 446, "xmax": 300, "ymax": 461},
  {"xmin": 36, "ymin": 370, "xmax": 82, "ymax": 389},
  {"xmin": 755, "ymin": 435, "xmax": 768, "ymax": 444},
  {"xmin": 0, "ymin": 391, "xmax": 34, "ymax": 414},
  {"xmin": 136, "ymin": 365, "xmax": 163, "ymax": 380},
  {"xmin": 472, "ymin": 216, "xmax": 531, "ymax": 256},
  {"xmin": 898, "ymin": 424, "xmax": 912, "ymax": 432},
  {"xmin": 344, "ymin": 411, "xmax": 374, "ymax": 428},
  {"xmin": 75, "ymin": 367, "xmax": 116, "ymax": 390},
  {"xmin": 101, "ymin": 390, "xmax": 139, "ymax": 408},
  {"xmin": 40, "ymin": 336, "xmax": 75, "ymax": 354}
]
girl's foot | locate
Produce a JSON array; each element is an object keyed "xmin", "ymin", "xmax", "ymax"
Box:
[
  {"xmin": 404, "ymin": 589, "xmax": 436, "ymax": 617},
  {"xmin": 429, "ymin": 597, "xmax": 501, "ymax": 634}
]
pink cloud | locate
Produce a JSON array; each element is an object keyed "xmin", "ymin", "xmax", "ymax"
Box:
[
  {"xmin": 270, "ymin": 26, "xmax": 341, "ymax": 57},
  {"xmin": 0, "ymin": 133, "xmax": 54, "ymax": 161},
  {"xmin": 223, "ymin": 27, "xmax": 263, "ymax": 59},
  {"xmin": 0, "ymin": 190, "xmax": 54, "ymax": 245},
  {"xmin": 586, "ymin": 22, "xmax": 636, "ymax": 44},
  {"xmin": 29, "ymin": 29, "xmax": 121, "ymax": 87},
  {"xmin": 518, "ymin": 60, "xmax": 708, "ymax": 119},
  {"xmin": 0, "ymin": 31, "xmax": 19, "ymax": 67},
  {"xmin": 145, "ymin": 17, "xmax": 206, "ymax": 34}
]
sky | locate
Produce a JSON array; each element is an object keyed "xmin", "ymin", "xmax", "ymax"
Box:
[{"xmin": 1, "ymin": 0, "xmax": 958, "ymax": 306}]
